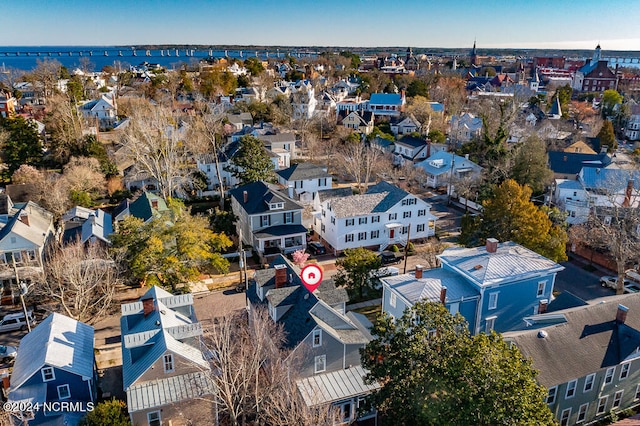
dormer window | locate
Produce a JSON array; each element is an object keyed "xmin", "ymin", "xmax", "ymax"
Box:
[{"xmin": 269, "ymin": 202, "xmax": 284, "ymax": 210}]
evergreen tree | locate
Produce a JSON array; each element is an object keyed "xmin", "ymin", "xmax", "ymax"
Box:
[
  {"xmin": 0, "ymin": 115, "xmax": 43, "ymax": 180},
  {"xmin": 227, "ymin": 135, "xmax": 275, "ymax": 185}
]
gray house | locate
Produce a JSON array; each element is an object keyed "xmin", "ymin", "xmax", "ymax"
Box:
[
  {"xmin": 229, "ymin": 181, "xmax": 307, "ymax": 260},
  {"xmin": 504, "ymin": 294, "xmax": 640, "ymax": 425},
  {"xmin": 248, "ymin": 255, "xmax": 379, "ymax": 424}
]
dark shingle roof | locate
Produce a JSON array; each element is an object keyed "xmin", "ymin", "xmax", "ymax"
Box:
[
  {"xmin": 128, "ymin": 192, "xmax": 169, "ymax": 222},
  {"xmin": 229, "ymin": 181, "xmax": 303, "ymax": 215},
  {"xmin": 504, "ymin": 293, "xmax": 640, "ymax": 387},
  {"xmin": 548, "ymin": 151, "xmax": 611, "ymax": 175},
  {"xmin": 366, "ymin": 181, "xmax": 410, "ymax": 212},
  {"xmin": 395, "ymin": 136, "xmax": 426, "ymax": 149},
  {"xmin": 254, "ymin": 224, "xmax": 308, "ymax": 238},
  {"xmin": 276, "ymin": 163, "xmax": 331, "ymax": 181}
]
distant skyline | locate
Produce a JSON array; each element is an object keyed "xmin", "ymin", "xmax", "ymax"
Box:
[{"xmin": 2, "ymin": 0, "xmax": 640, "ymax": 51}]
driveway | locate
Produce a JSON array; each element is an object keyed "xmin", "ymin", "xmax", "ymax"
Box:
[{"xmin": 555, "ymin": 258, "xmax": 615, "ymax": 301}]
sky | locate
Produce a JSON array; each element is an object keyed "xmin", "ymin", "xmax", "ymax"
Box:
[{"xmin": 2, "ymin": 0, "xmax": 640, "ymax": 50}]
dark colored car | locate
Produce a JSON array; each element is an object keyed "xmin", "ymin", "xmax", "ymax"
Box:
[
  {"xmin": 307, "ymin": 242, "xmax": 327, "ymax": 255},
  {"xmin": 379, "ymin": 251, "xmax": 402, "ymax": 265}
]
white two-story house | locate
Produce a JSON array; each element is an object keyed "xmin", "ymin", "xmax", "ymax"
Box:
[
  {"xmin": 230, "ymin": 181, "xmax": 307, "ymax": 260},
  {"xmin": 313, "ymin": 181, "xmax": 437, "ymax": 254},
  {"xmin": 276, "ymin": 163, "xmax": 332, "ymax": 205}
]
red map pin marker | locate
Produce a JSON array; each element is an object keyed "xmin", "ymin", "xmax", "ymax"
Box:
[{"xmin": 301, "ymin": 264, "xmax": 323, "ymax": 293}]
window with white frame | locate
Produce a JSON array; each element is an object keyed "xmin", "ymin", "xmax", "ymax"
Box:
[
  {"xmin": 41, "ymin": 367, "xmax": 55, "ymax": 382},
  {"xmin": 584, "ymin": 373, "xmax": 595, "ymax": 392},
  {"xmin": 346, "ymin": 218, "xmax": 354, "ymax": 226},
  {"xmin": 321, "ymin": 224, "xmax": 326, "ymax": 233},
  {"xmin": 597, "ymin": 395, "xmax": 608, "ymax": 414},
  {"xmin": 560, "ymin": 408, "xmax": 571, "ymax": 426},
  {"xmin": 338, "ymin": 401, "xmax": 352, "ymax": 423},
  {"xmin": 284, "ymin": 212, "xmax": 294, "ymax": 224},
  {"xmin": 613, "ymin": 390, "xmax": 624, "ymax": 409},
  {"xmin": 372, "ymin": 215, "xmax": 380, "ymax": 223},
  {"xmin": 635, "ymin": 383, "xmax": 640, "ymax": 400},
  {"xmin": 403, "ymin": 211, "xmax": 411, "ymax": 219},
  {"xmin": 147, "ymin": 410, "xmax": 161, "ymax": 426},
  {"xmin": 417, "ymin": 224, "xmax": 425, "ymax": 232},
  {"xmin": 565, "ymin": 379, "xmax": 577, "ymax": 399},
  {"xmin": 547, "ymin": 386, "xmax": 557, "ymax": 404},
  {"xmin": 359, "ymin": 217, "xmax": 367, "ymax": 225},
  {"xmin": 488, "ymin": 292, "xmax": 499, "ymax": 310},
  {"xmin": 576, "ymin": 403, "xmax": 589, "ymax": 423},
  {"xmin": 605, "ymin": 366, "xmax": 615, "ymax": 384},
  {"xmin": 418, "ymin": 209, "xmax": 426, "ymax": 216},
  {"xmin": 390, "ymin": 292, "xmax": 396, "ymax": 308},
  {"xmin": 389, "ymin": 213, "xmax": 397, "ymax": 220},
  {"xmin": 400, "ymin": 226, "xmax": 408, "ymax": 235},
  {"xmin": 485, "ymin": 316, "xmax": 496, "ymax": 333},
  {"xmin": 314, "ymin": 355, "xmax": 326, "ymax": 373},
  {"xmin": 260, "ymin": 215, "xmax": 270, "ymax": 227},
  {"xmin": 57, "ymin": 384, "xmax": 71, "ymax": 400},
  {"xmin": 358, "ymin": 232, "xmax": 366, "ymax": 241},
  {"xmin": 620, "ymin": 362, "xmax": 630, "ymax": 380},
  {"xmin": 345, "ymin": 234, "xmax": 354, "ymax": 243},
  {"xmin": 312, "ymin": 329, "xmax": 322, "ymax": 347},
  {"xmin": 537, "ymin": 281, "xmax": 546, "ymax": 297},
  {"xmin": 371, "ymin": 230, "xmax": 379, "ymax": 239},
  {"xmin": 163, "ymin": 354, "xmax": 174, "ymax": 373},
  {"xmin": 331, "ymin": 217, "xmax": 335, "ymax": 224}
]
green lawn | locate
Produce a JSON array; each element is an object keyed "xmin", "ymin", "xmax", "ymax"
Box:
[{"xmin": 353, "ymin": 305, "xmax": 382, "ymax": 323}]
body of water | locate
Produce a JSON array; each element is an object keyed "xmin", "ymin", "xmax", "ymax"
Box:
[{"xmin": 0, "ymin": 46, "xmax": 316, "ymax": 72}]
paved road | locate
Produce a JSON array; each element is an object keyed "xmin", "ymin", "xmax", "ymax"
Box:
[{"xmin": 554, "ymin": 260, "xmax": 614, "ymax": 301}]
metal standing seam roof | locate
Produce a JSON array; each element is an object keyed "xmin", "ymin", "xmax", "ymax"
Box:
[
  {"xmin": 580, "ymin": 168, "xmax": 640, "ymax": 192},
  {"xmin": 309, "ymin": 301, "xmax": 370, "ymax": 345},
  {"xmin": 127, "ymin": 371, "xmax": 215, "ymax": 413},
  {"xmin": 369, "ymin": 93, "xmax": 402, "ymax": 105},
  {"xmin": 438, "ymin": 241, "xmax": 564, "ymax": 287},
  {"xmin": 382, "ymin": 269, "xmax": 479, "ymax": 305},
  {"xmin": 296, "ymin": 365, "xmax": 380, "ymax": 406},
  {"xmin": 10, "ymin": 313, "xmax": 95, "ymax": 390},
  {"xmin": 81, "ymin": 209, "xmax": 113, "ymax": 244}
]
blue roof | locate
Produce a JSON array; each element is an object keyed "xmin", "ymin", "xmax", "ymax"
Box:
[
  {"xmin": 580, "ymin": 168, "xmax": 640, "ymax": 192},
  {"xmin": 548, "ymin": 151, "xmax": 611, "ymax": 175},
  {"xmin": 427, "ymin": 102, "xmax": 445, "ymax": 113},
  {"xmin": 10, "ymin": 313, "xmax": 95, "ymax": 390},
  {"xmin": 369, "ymin": 93, "xmax": 402, "ymax": 105}
]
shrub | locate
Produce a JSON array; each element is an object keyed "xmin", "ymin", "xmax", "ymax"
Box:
[{"xmin": 390, "ymin": 245, "xmax": 399, "ymax": 253}]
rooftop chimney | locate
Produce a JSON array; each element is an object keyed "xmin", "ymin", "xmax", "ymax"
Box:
[
  {"xmin": 243, "ymin": 191, "xmax": 248, "ymax": 203},
  {"xmin": 538, "ymin": 299, "xmax": 548, "ymax": 314},
  {"xmin": 616, "ymin": 304, "xmax": 629, "ymax": 324},
  {"xmin": 415, "ymin": 265, "xmax": 423, "ymax": 279},
  {"xmin": 288, "ymin": 185, "xmax": 294, "ymax": 199},
  {"xmin": 486, "ymin": 238, "xmax": 499, "ymax": 253},
  {"xmin": 440, "ymin": 286, "xmax": 447, "ymax": 304},
  {"xmin": 142, "ymin": 297, "xmax": 155, "ymax": 317},
  {"xmin": 274, "ymin": 264, "xmax": 287, "ymax": 288}
]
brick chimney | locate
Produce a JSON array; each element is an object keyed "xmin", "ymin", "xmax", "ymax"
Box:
[
  {"xmin": 616, "ymin": 304, "xmax": 629, "ymax": 324},
  {"xmin": 274, "ymin": 264, "xmax": 287, "ymax": 288},
  {"xmin": 243, "ymin": 190, "xmax": 248, "ymax": 203},
  {"xmin": 415, "ymin": 265, "xmax": 423, "ymax": 279},
  {"xmin": 440, "ymin": 286, "xmax": 447, "ymax": 304},
  {"xmin": 486, "ymin": 238, "xmax": 499, "ymax": 253},
  {"xmin": 538, "ymin": 299, "xmax": 548, "ymax": 314},
  {"xmin": 142, "ymin": 297, "xmax": 155, "ymax": 317}
]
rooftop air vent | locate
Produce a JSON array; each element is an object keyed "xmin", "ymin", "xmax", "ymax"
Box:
[{"xmin": 537, "ymin": 330, "xmax": 548, "ymax": 338}]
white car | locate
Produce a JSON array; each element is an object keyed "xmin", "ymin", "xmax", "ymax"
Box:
[
  {"xmin": 0, "ymin": 311, "xmax": 36, "ymax": 333},
  {"xmin": 624, "ymin": 283, "xmax": 640, "ymax": 294},
  {"xmin": 600, "ymin": 276, "xmax": 633, "ymax": 290},
  {"xmin": 0, "ymin": 345, "xmax": 17, "ymax": 363}
]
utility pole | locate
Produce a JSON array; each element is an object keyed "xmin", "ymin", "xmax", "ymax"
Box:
[
  {"xmin": 403, "ymin": 226, "xmax": 411, "ymax": 274},
  {"xmin": 12, "ymin": 257, "xmax": 31, "ymax": 332},
  {"xmin": 448, "ymin": 151, "xmax": 456, "ymax": 205}
]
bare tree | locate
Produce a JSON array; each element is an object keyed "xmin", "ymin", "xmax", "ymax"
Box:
[
  {"xmin": 28, "ymin": 59, "xmax": 62, "ymax": 103},
  {"xmin": 63, "ymin": 156, "xmax": 106, "ymax": 196},
  {"xmin": 337, "ymin": 139, "xmax": 384, "ymax": 192},
  {"xmin": 203, "ymin": 308, "xmax": 337, "ymax": 426},
  {"xmin": 188, "ymin": 108, "xmax": 229, "ymax": 207},
  {"xmin": 44, "ymin": 92, "xmax": 88, "ymax": 163},
  {"xmin": 119, "ymin": 101, "xmax": 193, "ymax": 199},
  {"xmin": 37, "ymin": 240, "xmax": 121, "ymax": 324}
]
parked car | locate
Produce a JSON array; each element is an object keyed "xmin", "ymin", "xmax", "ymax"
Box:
[
  {"xmin": 600, "ymin": 276, "xmax": 633, "ymax": 290},
  {"xmin": 0, "ymin": 311, "xmax": 36, "ymax": 333},
  {"xmin": 624, "ymin": 283, "xmax": 640, "ymax": 294},
  {"xmin": 0, "ymin": 345, "xmax": 17, "ymax": 363},
  {"xmin": 307, "ymin": 242, "xmax": 326, "ymax": 255},
  {"xmin": 379, "ymin": 251, "xmax": 402, "ymax": 265}
]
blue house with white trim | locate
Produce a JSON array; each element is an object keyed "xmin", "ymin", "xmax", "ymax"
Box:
[
  {"xmin": 382, "ymin": 239, "xmax": 565, "ymax": 334},
  {"xmin": 8, "ymin": 313, "xmax": 96, "ymax": 425}
]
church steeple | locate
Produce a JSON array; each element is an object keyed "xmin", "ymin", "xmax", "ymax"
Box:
[
  {"xmin": 470, "ymin": 39, "xmax": 478, "ymax": 66},
  {"xmin": 593, "ymin": 43, "xmax": 602, "ymax": 63},
  {"xmin": 471, "ymin": 39, "xmax": 477, "ymax": 56}
]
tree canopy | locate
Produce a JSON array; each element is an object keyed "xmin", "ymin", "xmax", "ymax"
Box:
[
  {"xmin": 0, "ymin": 116, "xmax": 43, "ymax": 180},
  {"xmin": 111, "ymin": 199, "xmax": 232, "ymax": 291},
  {"xmin": 361, "ymin": 301, "xmax": 555, "ymax": 426},
  {"xmin": 509, "ymin": 134, "xmax": 553, "ymax": 194},
  {"xmin": 597, "ymin": 120, "xmax": 617, "ymax": 152},
  {"xmin": 463, "ymin": 179, "xmax": 567, "ymax": 262},
  {"xmin": 334, "ymin": 248, "xmax": 381, "ymax": 300},
  {"xmin": 227, "ymin": 135, "xmax": 275, "ymax": 185}
]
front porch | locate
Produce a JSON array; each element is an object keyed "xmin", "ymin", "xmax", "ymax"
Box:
[{"xmin": 254, "ymin": 224, "xmax": 308, "ymax": 257}]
